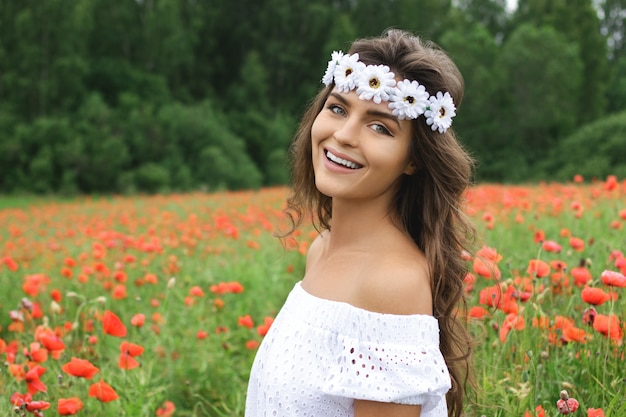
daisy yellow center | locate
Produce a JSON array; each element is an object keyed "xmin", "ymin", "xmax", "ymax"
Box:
[
  {"xmin": 439, "ymin": 107, "xmax": 446, "ymax": 117},
  {"xmin": 345, "ymin": 68, "xmax": 353, "ymax": 76},
  {"xmin": 369, "ymin": 77, "xmax": 380, "ymax": 89},
  {"xmin": 405, "ymin": 96, "xmax": 415, "ymax": 104}
]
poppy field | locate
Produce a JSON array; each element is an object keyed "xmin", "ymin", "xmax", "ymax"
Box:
[{"xmin": 1, "ymin": 178, "xmax": 625, "ymax": 417}]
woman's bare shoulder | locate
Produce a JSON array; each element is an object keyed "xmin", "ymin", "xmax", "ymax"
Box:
[{"xmin": 355, "ymin": 243, "xmax": 433, "ymax": 316}]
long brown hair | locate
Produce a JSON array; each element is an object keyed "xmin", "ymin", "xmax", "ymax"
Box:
[{"xmin": 285, "ymin": 29, "xmax": 476, "ymax": 416}]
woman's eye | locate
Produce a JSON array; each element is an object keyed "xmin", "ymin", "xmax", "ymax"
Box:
[
  {"xmin": 371, "ymin": 123, "xmax": 392, "ymax": 136},
  {"xmin": 328, "ymin": 104, "xmax": 345, "ymax": 116}
]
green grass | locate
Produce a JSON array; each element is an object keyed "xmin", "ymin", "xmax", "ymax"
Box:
[{"xmin": 0, "ymin": 183, "xmax": 625, "ymax": 416}]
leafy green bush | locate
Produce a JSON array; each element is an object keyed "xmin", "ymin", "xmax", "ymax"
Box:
[
  {"xmin": 545, "ymin": 110, "xmax": 626, "ymax": 180},
  {"xmin": 134, "ymin": 163, "xmax": 171, "ymax": 193}
]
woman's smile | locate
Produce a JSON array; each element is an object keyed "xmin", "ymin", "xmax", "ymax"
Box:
[{"xmin": 324, "ymin": 148, "xmax": 364, "ymax": 170}]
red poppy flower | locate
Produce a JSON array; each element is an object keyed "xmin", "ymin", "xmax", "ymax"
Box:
[
  {"xmin": 88, "ymin": 380, "xmax": 119, "ymax": 402},
  {"xmin": 50, "ymin": 289, "xmax": 62, "ymax": 302},
  {"xmin": 130, "ymin": 313, "xmax": 146, "ymax": 327},
  {"xmin": 26, "ymin": 400, "xmax": 51, "ymax": 412},
  {"xmin": 535, "ymin": 405, "xmax": 546, "ymax": 417},
  {"xmin": 557, "ymin": 390, "xmax": 579, "ymax": 414},
  {"xmin": 592, "ymin": 314, "xmax": 623, "ymax": 341},
  {"xmin": 156, "ymin": 400, "xmax": 176, "ymax": 417},
  {"xmin": 62, "ymin": 357, "xmax": 99, "ymax": 379},
  {"xmin": 542, "ymin": 240, "xmax": 562, "ymax": 253},
  {"xmin": 473, "ymin": 257, "xmax": 501, "ymax": 279},
  {"xmin": 569, "ymin": 237, "xmax": 585, "ymax": 251},
  {"xmin": 463, "ymin": 272, "xmax": 476, "ymax": 288},
  {"xmin": 527, "ymin": 259, "xmax": 550, "ymax": 278},
  {"xmin": 479, "ymin": 285, "xmax": 502, "ymax": 307},
  {"xmin": 25, "ymin": 365, "xmax": 47, "ymax": 394},
  {"xmin": 238, "ymin": 315, "xmax": 254, "ymax": 329},
  {"xmin": 256, "ymin": 317, "xmax": 274, "ymax": 337},
  {"xmin": 587, "ymin": 408, "xmax": 605, "ymax": 417},
  {"xmin": 571, "ymin": 266, "xmax": 592, "ymax": 287},
  {"xmin": 562, "ymin": 324, "xmax": 586, "ymax": 343},
  {"xmin": 477, "ymin": 245, "xmax": 503, "ymax": 262},
  {"xmin": 25, "ymin": 342, "xmax": 48, "ymax": 363},
  {"xmin": 189, "ymin": 286, "xmax": 205, "ymax": 297},
  {"xmin": 36, "ymin": 327, "xmax": 65, "ymax": 353},
  {"xmin": 600, "ymin": 270, "xmax": 626, "ymax": 287},
  {"xmin": 581, "ymin": 287, "xmax": 616, "ymax": 306},
  {"xmin": 103, "ymin": 310, "xmax": 127, "ymax": 337},
  {"xmin": 209, "ymin": 281, "xmax": 245, "ymax": 294},
  {"xmin": 533, "ymin": 230, "xmax": 546, "ymax": 243},
  {"xmin": 468, "ymin": 306, "xmax": 488, "ymax": 319},
  {"xmin": 10, "ymin": 392, "xmax": 32, "ymax": 407},
  {"xmin": 58, "ymin": 397, "xmax": 83, "ymax": 415},
  {"xmin": 118, "ymin": 352, "xmax": 140, "ymax": 370},
  {"xmin": 3, "ymin": 256, "xmax": 19, "ymax": 271},
  {"xmin": 120, "ymin": 341, "xmax": 144, "ymax": 357},
  {"xmin": 582, "ymin": 307, "xmax": 597, "ymax": 326},
  {"xmin": 532, "ymin": 316, "xmax": 550, "ymax": 329},
  {"xmin": 112, "ymin": 284, "xmax": 127, "ymax": 299},
  {"xmin": 246, "ymin": 340, "xmax": 260, "ymax": 349},
  {"xmin": 499, "ymin": 313, "xmax": 525, "ymax": 342},
  {"xmin": 9, "ymin": 363, "xmax": 25, "ymax": 380},
  {"xmin": 603, "ymin": 175, "xmax": 618, "ymax": 191}
]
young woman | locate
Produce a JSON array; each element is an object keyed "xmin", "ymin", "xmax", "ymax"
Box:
[{"xmin": 246, "ymin": 29, "xmax": 475, "ymax": 417}]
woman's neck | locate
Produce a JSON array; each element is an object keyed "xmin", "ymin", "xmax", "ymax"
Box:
[{"xmin": 325, "ymin": 197, "xmax": 401, "ymax": 251}]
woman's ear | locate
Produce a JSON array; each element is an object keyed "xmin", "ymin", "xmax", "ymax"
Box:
[{"xmin": 403, "ymin": 161, "xmax": 417, "ymax": 175}]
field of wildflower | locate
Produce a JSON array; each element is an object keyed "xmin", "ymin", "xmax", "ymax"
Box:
[{"xmin": 1, "ymin": 178, "xmax": 625, "ymax": 417}]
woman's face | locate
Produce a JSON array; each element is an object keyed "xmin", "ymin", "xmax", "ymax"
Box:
[{"xmin": 311, "ymin": 88, "xmax": 415, "ymax": 204}]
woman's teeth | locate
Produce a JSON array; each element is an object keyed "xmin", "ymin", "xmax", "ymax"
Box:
[{"xmin": 325, "ymin": 150, "xmax": 362, "ymax": 169}]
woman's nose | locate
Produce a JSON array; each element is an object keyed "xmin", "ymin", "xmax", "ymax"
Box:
[{"xmin": 333, "ymin": 116, "xmax": 360, "ymax": 147}]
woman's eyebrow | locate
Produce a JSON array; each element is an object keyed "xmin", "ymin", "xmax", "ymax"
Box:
[
  {"xmin": 328, "ymin": 92, "xmax": 401, "ymax": 129},
  {"xmin": 366, "ymin": 109, "xmax": 401, "ymax": 129},
  {"xmin": 329, "ymin": 92, "xmax": 349, "ymax": 105}
]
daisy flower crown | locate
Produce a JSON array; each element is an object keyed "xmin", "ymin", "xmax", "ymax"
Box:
[{"xmin": 321, "ymin": 51, "xmax": 456, "ymax": 133}]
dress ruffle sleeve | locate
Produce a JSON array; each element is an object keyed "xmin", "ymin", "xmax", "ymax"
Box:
[
  {"xmin": 245, "ymin": 281, "xmax": 451, "ymax": 417},
  {"xmin": 290, "ymin": 282, "xmax": 451, "ymax": 412},
  {"xmin": 320, "ymin": 336, "xmax": 450, "ymax": 413}
]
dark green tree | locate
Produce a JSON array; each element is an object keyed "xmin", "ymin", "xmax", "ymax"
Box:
[
  {"xmin": 439, "ymin": 22, "xmax": 505, "ymax": 179},
  {"xmin": 599, "ymin": 0, "xmax": 626, "ymax": 60},
  {"xmin": 456, "ymin": 0, "xmax": 509, "ymax": 37},
  {"xmin": 513, "ymin": 0, "xmax": 608, "ymax": 124},
  {"xmin": 496, "ymin": 24, "xmax": 582, "ymax": 180},
  {"xmin": 0, "ymin": 0, "xmax": 91, "ymax": 120}
]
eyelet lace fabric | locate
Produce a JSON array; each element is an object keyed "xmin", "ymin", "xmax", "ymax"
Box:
[{"xmin": 245, "ymin": 282, "xmax": 451, "ymax": 417}]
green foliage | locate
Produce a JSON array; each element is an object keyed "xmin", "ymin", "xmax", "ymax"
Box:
[
  {"xmin": 490, "ymin": 24, "xmax": 582, "ymax": 180},
  {"xmin": 515, "ymin": 0, "xmax": 609, "ymax": 124},
  {"xmin": 607, "ymin": 56, "xmax": 626, "ymax": 113},
  {"xmin": 456, "ymin": 0, "xmax": 508, "ymax": 36},
  {"xmin": 544, "ymin": 110, "xmax": 626, "ymax": 180},
  {"xmin": 135, "ymin": 163, "xmax": 172, "ymax": 193},
  {"xmin": 440, "ymin": 23, "xmax": 505, "ymax": 180},
  {"xmin": 0, "ymin": 0, "xmax": 624, "ymax": 192}
]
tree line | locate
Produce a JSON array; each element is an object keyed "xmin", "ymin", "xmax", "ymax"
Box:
[{"xmin": 1, "ymin": 0, "xmax": 625, "ymax": 194}]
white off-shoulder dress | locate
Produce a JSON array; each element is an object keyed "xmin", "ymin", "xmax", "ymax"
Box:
[{"xmin": 245, "ymin": 281, "xmax": 451, "ymax": 417}]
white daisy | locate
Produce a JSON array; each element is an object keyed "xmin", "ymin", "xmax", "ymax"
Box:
[
  {"xmin": 333, "ymin": 53, "xmax": 366, "ymax": 93},
  {"xmin": 388, "ymin": 80, "xmax": 430, "ymax": 120},
  {"xmin": 322, "ymin": 50, "xmax": 344, "ymax": 86},
  {"xmin": 355, "ymin": 64, "xmax": 396, "ymax": 104},
  {"xmin": 425, "ymin": 91, "xmax": 456, "ymax": 133}
]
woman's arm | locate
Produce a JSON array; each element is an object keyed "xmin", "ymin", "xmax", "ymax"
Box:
[{"xmin": 354, "ymin": 400, "xmax": 421, "ymax": 417}]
